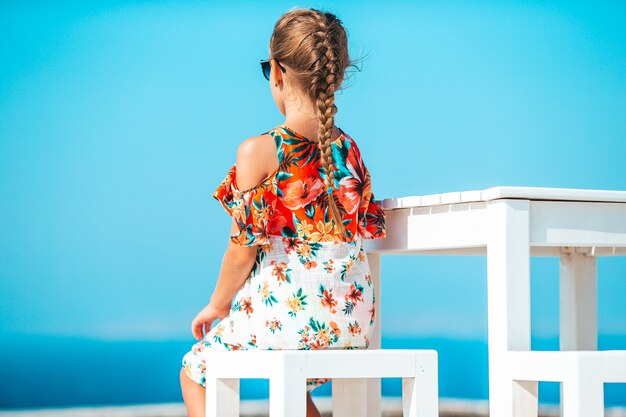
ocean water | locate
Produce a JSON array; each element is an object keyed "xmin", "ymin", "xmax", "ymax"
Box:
[{"xmin": 0, "ymin": 333, "xmax": 624, "ymax": 409}]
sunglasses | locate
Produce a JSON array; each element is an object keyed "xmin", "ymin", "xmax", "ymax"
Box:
[{"xmin": 260, "ymin": 58, "xmax": 287, "ymax": 81}]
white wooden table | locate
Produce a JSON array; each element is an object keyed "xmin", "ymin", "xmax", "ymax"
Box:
[{"xmin": 351, "ymin": 186, "xmax": 626, "ymax": 417}]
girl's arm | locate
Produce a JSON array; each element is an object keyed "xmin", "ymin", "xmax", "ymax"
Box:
[
  {"xmin": 191, "ymin": 220, "xmax": 258, "ymax": 340},
  {"xmin": 208, "ymin": 219, "xmax": 258, "ymax": 309},
  {"xmin": 190, "ymin": 214, "xmax": 260, "ymax": 340}
]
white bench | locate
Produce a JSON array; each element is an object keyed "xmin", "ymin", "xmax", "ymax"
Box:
[
  {"xmin": 203, "ymin": 348, "xmax": 438, "ymax": 417},
  {"xmin": 506, "ymin": 350, "xmax": 626, "ymax": 417}
]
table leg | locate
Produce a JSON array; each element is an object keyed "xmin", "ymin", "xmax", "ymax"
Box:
[
  {"xmin": 487, "ymin": 199, "xmax": 534, "ymax": 417},
  {"xmin": 559, "ymin": 250, "xmax": 598, "ymax": 416},
  {"xmin": 559, "ymin": 250, "xmax": 597, "ymax": 350}
]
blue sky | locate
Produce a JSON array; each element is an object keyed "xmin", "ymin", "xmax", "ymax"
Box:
[{"xmin": 1, "ymin": 0, "xmax": 625, "ymax": 347}]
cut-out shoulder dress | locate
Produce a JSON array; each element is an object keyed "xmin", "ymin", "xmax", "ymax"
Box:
[{"xmin": 181, "ymin": 124, "xmax": 387, "ymax": 393}]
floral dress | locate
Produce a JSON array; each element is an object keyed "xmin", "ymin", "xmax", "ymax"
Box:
[{"xmin": 181, "ymin": 124, "xmax": 386, "ymax": 393}]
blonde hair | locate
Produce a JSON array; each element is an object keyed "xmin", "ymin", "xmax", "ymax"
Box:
[{"xmin": 269, "ymin": 7, "xmax": 361, "ymax": 240}]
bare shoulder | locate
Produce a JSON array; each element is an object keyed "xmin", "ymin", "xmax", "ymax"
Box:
[
  {"xmin": 234, "ymin": 132, "xmax": 279, "ymax": 191},
  {"xmin": 236, "ymin": 132, "xmax": 275, "ymax": 158}
]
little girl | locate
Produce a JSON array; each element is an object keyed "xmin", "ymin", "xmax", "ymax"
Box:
[{"xmin": 179, "ymin": 7, "xmax": 386, "ymax": 417}]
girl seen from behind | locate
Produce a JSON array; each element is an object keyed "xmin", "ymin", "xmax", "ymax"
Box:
[{"xmin": 180, "ymin": 7, "xmax": 386, "ymax": 417}]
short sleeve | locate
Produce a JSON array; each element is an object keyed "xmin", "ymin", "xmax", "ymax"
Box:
[
  {"xmin": 212, "ymin": 164, "xmax": 279, "ymax": 246},
  {"xmin": 357, "ymin": 165, "xmax": 387, "ymax": 239}
]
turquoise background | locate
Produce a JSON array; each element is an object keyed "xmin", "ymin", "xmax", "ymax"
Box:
[{"xmin": 1, "ymin": 0, "xmax": 624, "ymax": 409}]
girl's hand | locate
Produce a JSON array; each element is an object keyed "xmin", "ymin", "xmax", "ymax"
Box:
[{"xmin": 191, "ymin": 301, "xmax": 232, "ymax": 340}]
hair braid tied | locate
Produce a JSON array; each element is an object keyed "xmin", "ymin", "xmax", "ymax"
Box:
[{"xmin": 269, "ymin": 8, "xmax": 359, "ymax": 241}]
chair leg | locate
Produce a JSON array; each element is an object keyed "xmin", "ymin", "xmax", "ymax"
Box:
[
  {"xmin": 402, "ymin": 355, "xmax": 438, "ymax": 417},
  {"xmin": 332, "ymin": 378, "xmax": 368, "ymax": 417},
  {"xmin": 269, "ymin": 353, "xmax": 307, "ymax": 417},
  {"xmin": 562, "ymin": 377, "xmax": 603, "ymax": 417},
  {"xmin": 512, "ymin": 379, "xmax": 538, "ymax": 417},
  {"xmin": 269, "ymin": 374, "xmax": 307, "ymax": 417},
  {"xmin": 205, "ymin": 377, "xmax": 239, "ymax": 417}
]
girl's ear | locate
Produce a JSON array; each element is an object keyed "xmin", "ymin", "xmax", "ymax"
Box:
[{"xmin": 271, "ymin": 60, "xmax": 284, "ymax": 85}]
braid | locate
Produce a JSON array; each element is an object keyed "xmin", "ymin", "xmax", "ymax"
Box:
[
  {"xmin": 268, "ymin": 8, "xmax": 355, "ymax": 240},
  {"xmin": 310, "ymin": 14, "xmax": 348, "ymax": 240}
]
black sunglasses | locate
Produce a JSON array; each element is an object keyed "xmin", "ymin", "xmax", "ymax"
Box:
[{"xmin": 260, "ymin": 58, "xmax": 287, "ymax": 81}]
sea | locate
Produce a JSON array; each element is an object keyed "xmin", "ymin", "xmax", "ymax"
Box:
[{"xmin": 1, "ymin": 333, "xmax": 625, "ymax": 410}]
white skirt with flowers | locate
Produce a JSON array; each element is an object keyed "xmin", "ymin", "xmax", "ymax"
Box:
[{"xmin": 181, "ymin": 233, "xmax": 376, "ymax": 393}]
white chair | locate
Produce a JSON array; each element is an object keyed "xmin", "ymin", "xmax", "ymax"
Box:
[
  {"xmin": 506, "ymin": 350, "xmax": 626, "ymax": 417},
  {"xmin": 203, "ymin": 348, "xmax": 438, "ymax": 417}
]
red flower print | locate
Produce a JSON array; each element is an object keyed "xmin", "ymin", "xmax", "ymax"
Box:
[
  {"xmin": 268, "ymin": 212, "xmax": 287, "ymax": 234},
  {"xmin": 321, "ymin": 289, "xmax": 338, "ymax": 314},
  {"xmin": 335, "ymin": 140, "xmax": 368, "ymax": 214},
  {"xmin": 348, "ymin": 321, "xmax": 362, "ymax": 336},
  {"xmin": 282, "ymin": 176, "xmax": 324, "ymax": 210},
  {"xmin": 240, "ymin": 296, "xmax": 253, "ymax": 317},
  {"xmin": 282, "ymin": 237, "xmax": 303, "ymax": 254},
  {"xmin": 298, "ymin": 325, "xmax": 312, "ymax": 345},
  {"xmin": 271, "ymin": 260, "xmax": 291, "ymax": 285},
  {"xmin": 265, "ymin": 318, "xmax": 282, "ymax": 333},
  {"xmin": 345, "ymin": 283, "xmax": 364, "ymax": 305},
  {"xmin": 336, "ymin": 175, "xmax": 362, "ymax": 214},
  {"xmin": 323, "ymin": 259, "xmax": 335, "ymax": 273},
  {"xmin": 310, "ymin": 339, "xmax": 327, "ymax": 349},
  {"xmin": 342, "ymin": 282, "xmax": 365, "ymax": 315}
]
